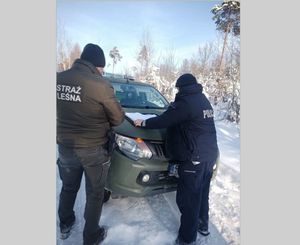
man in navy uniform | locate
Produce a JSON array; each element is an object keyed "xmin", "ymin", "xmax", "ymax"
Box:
[{"xmin": 134, "ymin": 74, "xmax": 219, "ymax": 245}]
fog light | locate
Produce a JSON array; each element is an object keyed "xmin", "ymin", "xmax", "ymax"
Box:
[
  {"xmin": 142, "ymin": 174, "xmax": 150, "ymax": 183},
  {"xmin": 213, "ymin": 164, "xmax": 217, "ymax": 170}
]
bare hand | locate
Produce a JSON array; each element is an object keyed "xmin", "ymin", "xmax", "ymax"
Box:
[{"xmin": 134, "ymin": 119, "xmax": 143, "ymax": 127}]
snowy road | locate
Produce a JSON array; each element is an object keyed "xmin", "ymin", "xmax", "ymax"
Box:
[
  {"xmin": 56, "ymin": 185, "xmax": 228, "ymax": 245},
  {"xmin": 56, "ymin": 121, "xmax": 240, "ymax": 245}
]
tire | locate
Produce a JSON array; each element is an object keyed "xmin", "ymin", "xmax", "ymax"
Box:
[{"xmin": 103, "ymin": 189, "xmax": 111, "ymax": 203}]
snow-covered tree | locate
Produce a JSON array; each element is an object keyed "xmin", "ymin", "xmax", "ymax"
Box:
[
  {"xmin": 69, "ymin": 43, "xmax": 82, "ymax": 66},
  {"xmin": 179, "ymin": 59, "xmax": 190, "ymax": 74},
  {"xmin": 211, "ymin": 0, "xmax": 240, "ymax": 71},
  {"xmin": 109, "ymin": 46, "xmax": 123, "ymax": 74},
  {"xmin": 57, "ymin": 19, "xmax": 72, "ymax": 71},
  {"xmin": 198, "ymin": 42, "xmax": 214, "ymax": 74},
  {"xmin": 56, "ymin": 19, "xmax": 82, "ymax": 72},
  {"xmin": 157, "ymin": 50, "xmax": 178, "ymax": 101},
  {"xmin": 136, "ymin": 30, "xmax": 154, "ymax": 81}
]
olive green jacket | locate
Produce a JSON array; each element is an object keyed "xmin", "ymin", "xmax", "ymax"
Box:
[{"xmin": 57, "ymin": 59, "xmax": 125, "ymax": 148}]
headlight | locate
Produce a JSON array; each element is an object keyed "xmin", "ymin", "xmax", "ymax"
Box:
[{"xmin": 115, "ymin": 134, "xmax": 152, "ymax": 160}]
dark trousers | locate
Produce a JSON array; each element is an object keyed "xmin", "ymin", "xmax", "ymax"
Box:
[
  {"xmin": 57, "ymin": 144, "xmax": 110, "ymax": 244},
  {"xmin": 176, "ymin": 161, "xmax": 213, "ymax": 243}
]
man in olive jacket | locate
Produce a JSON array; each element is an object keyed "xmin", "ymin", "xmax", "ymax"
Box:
[
  {"xmin": 134, "ymin": 74, "xmax": 219, "ymax": 245},
  {"xmin": 57, "ymin": 43, "xmax": 125, "ymax": 245}
]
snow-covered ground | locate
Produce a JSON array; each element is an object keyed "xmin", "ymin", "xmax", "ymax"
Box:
[
  {"xmin": 210, "ymin": 121, "xmax": 240, "ymax": 245},
  {"xmin": 56, "ymin": 120, "xmax": 240, "ymax": 245}
]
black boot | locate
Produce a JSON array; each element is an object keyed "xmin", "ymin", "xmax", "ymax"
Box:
[
  {"xmin": 197, "ymin": 225, "xmax": 210, "ymax": 236},
  {"xmin": 60, "ymin": 218, "xmax": 75, "ymax": 240},
  {"xmin": 83, "ymin": 226, "xmax": 108, "ymax": 245}
]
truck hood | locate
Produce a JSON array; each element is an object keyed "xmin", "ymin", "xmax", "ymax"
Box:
[{"xmin": 113, "ymin": 107, "xmax": 166, "ymax": 141}]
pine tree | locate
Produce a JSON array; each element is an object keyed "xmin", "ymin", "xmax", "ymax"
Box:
[
  {"xmin": 109, "ymin": 47, "xmax": 123, "ymax": 74},
  {"xmin": 211, "ymin": 0, "xmax": 240, "ymax": 71}
]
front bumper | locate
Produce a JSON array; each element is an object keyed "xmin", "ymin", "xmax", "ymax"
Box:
[{"xmin": 106, "ymin": 149, "xmax": 178, "ymax": 197}]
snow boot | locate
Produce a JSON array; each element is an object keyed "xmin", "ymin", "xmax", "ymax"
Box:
[
  {"xmin": 197, "ymin": 227, "xmax": 210, "ymax": 236},
  {"xmin": 60, "ymin": 218, "xmax": 75, "ymax": 240},
  {"xmin": 83, "ymin": 226, "xmax": 108, "ymax": 245}
]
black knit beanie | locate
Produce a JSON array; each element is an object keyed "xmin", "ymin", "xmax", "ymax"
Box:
[
  {"xmin": 175, "ymin": 73, "xmax": 198, "ymax": 87},
  {"xmin": 80, "ymin": 43, "xmax": 106, "ymax": 67}
]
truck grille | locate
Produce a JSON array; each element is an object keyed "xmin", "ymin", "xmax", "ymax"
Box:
[{"xmin": 146, "ymin": 141, "xmax": 167, "ymax": 160}]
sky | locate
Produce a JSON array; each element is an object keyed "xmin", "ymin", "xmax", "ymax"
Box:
[{"xmin": 57, "ymin": 0, "xmax": 222, "ymax": 74}]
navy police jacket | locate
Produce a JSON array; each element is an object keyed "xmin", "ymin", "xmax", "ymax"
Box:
[{"xmin": 143, "ymin": 83, "xmax": 219, "ymax": 164}]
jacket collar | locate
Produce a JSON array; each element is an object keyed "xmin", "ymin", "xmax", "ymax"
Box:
[{"xmin": 72, "ymin": 59, "xmax": 101, "ymax": 75}]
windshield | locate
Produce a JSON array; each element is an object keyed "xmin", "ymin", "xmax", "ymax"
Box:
[{"xmin": 111, "ymin": 82, "xmax": 169, "ymax": 109}]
